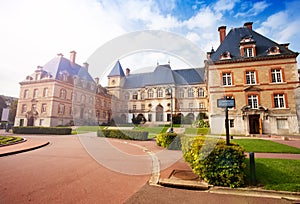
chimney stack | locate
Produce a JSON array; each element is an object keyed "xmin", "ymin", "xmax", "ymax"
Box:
[
  {"xmin": 218, "ymin": 26, "xmax": 226, "ymax": 44},
  {"xmin": 70, "ymin": 51, "xmax": 76, "ymax": 64},
  {"xmin": 126, "ymin": 68, "xmax": 130, "ymax": 76},
  {"xmin": 244, "ymin": 22, "xmax": 253, "ymax": 30},
  {"xmin": 83, "ymin": 62, "xmax": 89, "ymax": 71},
  {"xmin": 94, "ymin": 77, "xmax": 99, "ymax": 84},
  {"xmin": 57, "ymin": 53, "xmax": 64, "ymax": 57}
]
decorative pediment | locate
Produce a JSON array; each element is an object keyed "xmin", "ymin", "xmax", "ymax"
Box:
[{"xmin": 244, "ymin": 86, "xmax": 262, "ymax": 92}]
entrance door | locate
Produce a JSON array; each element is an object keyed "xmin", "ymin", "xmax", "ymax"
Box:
[
  {"xmin": 249, "ymin": 114, "xmax": 260, "ymax": 134},
  {"xmin": 27, "ymin": 116, "xmax": 34, "ymax": 126}
]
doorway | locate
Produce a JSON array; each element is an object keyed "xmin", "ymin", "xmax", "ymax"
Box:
[{"xmin": 249, "ymin": 114, "xmax": 260, "ymax": 134}]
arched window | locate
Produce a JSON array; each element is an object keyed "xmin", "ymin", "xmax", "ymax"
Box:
[
  {"xmin": 157, "ymin": 88, "xmax": 163, "ymax": 98},
  {"xmin": 188, "ymin": 88, "xmax": 194, "ymax": 98},
  {"xmin": 148, "ymin": 89, "xmax": 154, "ymax": 98},
  {"xmin": 198, "ymin": 88, "xmax": 204, "ymax": 97}
]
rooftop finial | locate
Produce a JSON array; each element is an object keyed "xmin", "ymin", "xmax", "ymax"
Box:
[{"xmin": 168, "ymin": 59, "xmax": 170, "ymax": 65}]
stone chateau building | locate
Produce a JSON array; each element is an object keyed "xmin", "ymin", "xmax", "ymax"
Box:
[
  {"xmin": 14, "ymin": 22, "xmax": 300, "ymax": 136},
  {"xmin": 15, "ymin": 51, "xmax": 111, "ymax": 127}
]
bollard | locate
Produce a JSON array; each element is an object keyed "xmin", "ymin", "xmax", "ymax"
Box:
[{"xmin": 249, "ymin": 152, "xmax": 256, "ymax": 186}]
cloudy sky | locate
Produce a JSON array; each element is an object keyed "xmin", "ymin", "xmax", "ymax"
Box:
[{"xmin": 0, "ymin": 0, "xmax": 299, "ymax": 97}]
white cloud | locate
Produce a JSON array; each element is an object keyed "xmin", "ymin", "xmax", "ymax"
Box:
[
  {"xmin": 234, "ymin": 1, "xmax": 270, "ymax": 17},
  {"xmin": 213, "ymin": 0, "xmax": 239, "ymax": 13}
]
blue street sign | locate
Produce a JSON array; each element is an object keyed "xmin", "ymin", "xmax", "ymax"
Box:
[{"xmin": 217, "ymin": 99, "xmax": 235, "ymax": 108}]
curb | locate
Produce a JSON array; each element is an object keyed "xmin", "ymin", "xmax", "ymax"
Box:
[{"xmin": 0, "ymin": 141, "xmax": 50, "ymax": 157}]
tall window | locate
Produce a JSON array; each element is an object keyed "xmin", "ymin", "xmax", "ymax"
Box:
[
  {"xmin": 22, "ymin": 104, "xmax": 27, "ymax": 113},
  {"xmin": 188, "ymin": 88, "xmax": 194, "ymax": 98},
  {"xmin": 274, "ymin": 94, "xmax": 285, "ymax": 108},
  {"xmin": 60, "ymin": 89, "xmax": 66, "ymax": 99},
  {"xmin": 246, "ymin": 71, "xmax": 256, "ymax": 84},
  {"xmin": 132, "ymin": 92, "xmax": 138, "ymax": 100},
  {"xmin": 43, "ymin": 88, "xmax": 48, "ymax": 97},
  {"xmin": 271, "ymin": 69, "xmax": 282, "ymax": 83},
  {"xmin": 148, "ymin": 89, "xmax": 154, "ymax": 98},
  {"xmin": 124, "ymin": 92, "xmax": 129, "ymax": 100},
  {"xmin": 141, "ymin": 91, "xmax": 145, "ymax": 100},
  {"xmin": 157, "ymin": 89, "xmax": 163, "ymax": 98},
  {"xmin": 24, "ymin": 90, "xmax": 29, "ymax": 99},
  {"xmin": 58, "ymin": 104, "xmax": 65, "ymax": 114},
  {"xmin": 41, "ymin": 104, "xmax": 47, "ymax": 113},
  {"xmin": 222, "ymin": 73, "xmax": 232, "ymax": 86},
  {"xmin": 244, "ymin": 48, "xmax": 253, "ymax": 57},
  {"xmin": 33, "ymin": 89, "xmax": 38, "ymax": 98},
  {"xmin": 198, "ymin": 88, "xmax": 204, "ymax": 97},
  {"xmin": 133, "ymin": 105, "xmax": 136, "ymax": 110},
  {"xmin": 248, "ymin": 95, "xmax": 258, "ymax": 109},
  {"xmin": 199, "ymin": 102, "xmax": 205, "ymax": 109},
  {"xmin": 178, "ymin": 89, "xmax": 184, "ymax": 98},
  {"xmin": 81, "ymin": 94, "xmax": 86, "ymax": 103},
  {"xmin": 32, "ymin": 104, "xmax": 37, "ymax": 111}
]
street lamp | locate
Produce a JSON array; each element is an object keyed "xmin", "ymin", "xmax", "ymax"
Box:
[{"xmin": 166, "ymin": 86, "xmax": 173, "ymax": 133}]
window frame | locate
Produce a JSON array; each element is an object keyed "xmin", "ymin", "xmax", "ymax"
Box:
[{"xmin": 221, "ymin": 72, "xmax": 233, "ymax": 86}]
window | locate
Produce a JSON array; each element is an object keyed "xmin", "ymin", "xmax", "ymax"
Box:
[
  {"xmin": 24, "ymin": 90, "xmax": 29, "ymax": 99},
  {"xmin": 133, "ymin": 92, "xmax": 138, "ymax": 100},
  {"xmin": 60, "ymin": 89, "xmax": 66, "ymax": 99},
  {"xmin": 178, "ymin": 89, "xmax": 184, "ymax": 98},
  {"xmin": 246, "ymin": 71, "xmax": 256, "ymax": 84},
  {"xmin": 222, "ymin": 73, "xmax": 232, "ymax": 86},
  {"xmin": 81, "ymin": 94, "xmax": 86, "ymax": 103},
  {"xmin": 199, "ymin": 102, "xmax": 205, "ymax": 109},
  {"xmin": 141, "ymin": 91, "xmax": 145, "ymax": 100},
  {"xmin": 39, "ymin": 119, "xmax": 44, "ymax": 126},
  {"xmin": 188, "ymin": 88, "xmax": 194, "ymax": 98},
  {"xmin": 274, "ymin": 94, "xmax": 285, "ymax": 108},
  {"xmin": 248, "ymin": 95, "xmax": 258, "ymax": 109},
  {"xmin": 141, "ymin": 104, "xmax": 145, "ymax": 111},
  {"xmin": 22, "ymin": 104, "xmax": 27, "ymax": 113},
  {"xmin": 58, "ymin": 104, "xmax": 65, "ymax": 114},
  {"xmin": 33, "ymin": 89, "xmax": 38, "ymax": 98},
  {"xmin": 41, "ymin": 104, "xmax": 47, "ymax": 113},
  {"xmin": 71, "ymin": 92, "xmax": 77, "ymax": 101},
  {"xmin": 157, "ymin": 89, "xmax": 163, "ymax": 98},
  {"xmin": 271, "ymin": 69, "xmax": 282, "ymax": 83},
  {"xmin": 43, "ymin": 88, "xmax": 48, "ymax": 97},
  {"xmin": 133, "ymin": 105, "xmax": 136, "ymax": 110},
  {"xmin": 32, "ymin": 104, "xmax": 37, "ymax": 111},
  {"xmin": 148, "ymin": 89, "xmax": 154, "ymax": 98},
  {"xmin": 198, "ymin": 88, "xmax": 204, "ymax": 97},
  {"xmin": 124, "ymin": 92, "xmax": 130, "ymax": 100},
  {"xmin": 229, "ymin": 119, "xmax": 234, "ymax": 128},
  {"xmin": 277, "ymin": 119, "xmax": 288, "ymax": 129},
  {"xmin": 244, "ymin": 48, "xmax": 253, "ymax": 57},
  {"xmin": 89, "ymin": 96, "xmax": 93, "ymax": 104}
]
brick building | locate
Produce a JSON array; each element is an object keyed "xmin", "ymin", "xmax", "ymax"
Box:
[
  {"xmin": 15, "ymin": 51, "xmax": 111, "ymax": 127},
  {"xmin": 206, "ymin": 22, "xmax": 299, "ymax": 135}
]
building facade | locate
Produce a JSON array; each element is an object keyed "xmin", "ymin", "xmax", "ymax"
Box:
[
  {"xmin": 15, "ymin": 51, "xmax": 111, "ymax": 127},
  {"xmin": 106, "ymin": 61, "xmax": 208, "ymax": 125},
  {"xmin": 206, "ymin": 22, "xmax": 299, "ymax": 135}
]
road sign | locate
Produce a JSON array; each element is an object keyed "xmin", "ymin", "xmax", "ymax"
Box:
[{"xmin": 217, "ymin": 99, "xmax": 235, "ymax": 108}]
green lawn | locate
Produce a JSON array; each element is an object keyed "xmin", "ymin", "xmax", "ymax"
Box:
[
  {"xmin": 0, "ymin": 136, "xmax": 23, "ymax": 146},
  {"xmin": 244, "ymin": 158, "xmax": 300, "ymax": 192},
  {"xmin": 232, "ymin": 139, "xmax": 300, "ymax": 154}
]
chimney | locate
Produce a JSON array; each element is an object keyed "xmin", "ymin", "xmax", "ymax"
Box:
[
  {"xmin": 244, "ymin": 22, "xmax": 253, "ymax": 30},
  {"xmin": 70, "ymin": 51, "xmax": 76, "ymax": 64},
  {"xmin": 83, "ymin": 62, "xmax": 89, "ymax": 71},
  {"xmin": 94, "ymin": 77, "xmax": 99, "ymax": 84},
  {"xmin": 126, "ymin": 68, "xmax": 130, "ymax": 76},
  {"xmin": 218, "ymin": 26, "xmax": 226, "ymax": 44},
  {"xmin": 57, "ymin": 53, "xmax": 64, "ymax": 57}
]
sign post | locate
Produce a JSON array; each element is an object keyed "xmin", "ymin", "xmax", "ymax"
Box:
[{"xmin": 217, "ymin": 98, "xmax": 235, "ymax": 145}]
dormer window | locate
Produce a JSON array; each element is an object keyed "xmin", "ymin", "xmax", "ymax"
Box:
[
  {"xmin": 267, "ymin": 46, "xmax": 280, "ymax": 55},
  {"xmin": 240, "ymin": 35, "xmax": 256, "ymax": 58},
  {"xmin": 220, "ymin": 51, "xmax": 231, "ymax": 60},
  {"xmin": 244, "ymin": 48, "xmax": 253, "ymax": 57}
]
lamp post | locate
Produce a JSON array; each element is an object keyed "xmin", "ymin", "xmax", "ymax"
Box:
[{"xmin": 166, "ymin": 86, "xmax": 173, "ymax": 133}]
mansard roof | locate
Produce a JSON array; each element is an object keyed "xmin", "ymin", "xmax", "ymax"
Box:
[
  {"xmin": 108, "ymin": 60, "xmax": 125, "ymax": 77},
  {"xmin": 122, "ymin": 64, "xmax": 205, "ymax": 89},
  {"xmin": 210, "ymin": 26, "xmax": 298, "ymax": 63}
]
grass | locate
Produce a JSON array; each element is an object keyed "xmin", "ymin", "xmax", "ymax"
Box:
[
  {"xmin": 232, "ymin": 139, "xmax": 300, "ymax": 154},
  {"xmin": 0, "ymin": 136, "xmax": 23, "ymax": 146},
  {"xmin": 185, "ymin": 127, "xmax": 210, "ymax": 135},
  {"xmin": 244, "ymin": 158, "xmax": 300, "ymax": 192}
]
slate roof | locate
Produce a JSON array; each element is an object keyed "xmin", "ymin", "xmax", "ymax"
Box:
[
  {"xmin": 41, "ymin": 55, "xmax": 95, "ymax": 82},
  {"xmin": 210, "ymin": 26, "xmax": 298, "ymax": 63},
  {"xmin": 108, "ymin": 60, "xmax": 125, "ymax": 77},
  {"xmin": 122, "ymin": 64, "xmax": 205, "ymax": 89}
]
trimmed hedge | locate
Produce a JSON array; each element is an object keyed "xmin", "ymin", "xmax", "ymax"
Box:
[
  {"xmin": 12, "ymin": 126, "xmax": 72, "ymax": 135},
  {"xmin": 183, "ymin": 136, "xmax": 246, "ymax": 188},
  {"xmin": 156, "ymin": 133, "xmax": 177, "ymax": 148},
  {"xmin": 97, "ymin": 129, "xmax": 148, "ymax": 140}
]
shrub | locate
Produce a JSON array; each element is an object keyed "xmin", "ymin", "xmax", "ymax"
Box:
[
  {"xmin": 97, "ymin": 129, "xmax": 148, "ymax": 140},
  {"xmin": 193, "ymin": 119, "xmax": 210, "ymax": 128},
  {"xmin": 12, "ymin": 126, "xmax": 72, "ymax": 135},
  {"xmin": 183, "ymin": 136, "xmax": 246, "ymax": 188},
  {"xmin": 156, "ymin": 132, "xmax": 177, "ymax": 148}
]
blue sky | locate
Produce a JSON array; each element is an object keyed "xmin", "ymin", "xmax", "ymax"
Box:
[{"xmin": 0, "ymin": 0, "xmax": 299, "ymax": 97}]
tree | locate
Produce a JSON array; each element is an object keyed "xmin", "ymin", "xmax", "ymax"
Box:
[
  {"xmin": 8, "ymin": 99, "xmax": 18, "ymax": 123},
  {"xmin": 0, "ymin": 96, "xmax": 7, "ymax": 121}
]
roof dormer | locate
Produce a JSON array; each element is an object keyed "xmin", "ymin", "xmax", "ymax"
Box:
[
  {"xmin": 267, "ymin": 46, "xmax": 281, "ymax": 55},
  {"xmin": 220, "ymin": 51, "xmax": 231, "ymax": 60},
  {"xmin": 240, "ymin": 35, "xmax": 256, "ymax": 58}
]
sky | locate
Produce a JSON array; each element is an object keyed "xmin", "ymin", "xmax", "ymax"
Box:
[{"xmin": 0, "ymin": 0, "xmax": 299, "ymax": 97}]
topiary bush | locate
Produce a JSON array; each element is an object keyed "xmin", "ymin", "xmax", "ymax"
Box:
[
  {"xmin": 183, "ymin": 136, "xmax": 246, "ymax": 188},
  {"xmin": 97, "ymin": 129, "xmax": 148, "ymax": 140},
  {"xmin": 12, "ymin": 126, "xmax": 72, "ymax": 135},
  {"xmin": 156, "ymin": 132, "xmax": 177, "ymax": 148}
]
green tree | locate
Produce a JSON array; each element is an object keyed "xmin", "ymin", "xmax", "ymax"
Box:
[
  {"xmin": 8, "ymin": 100, "xmax": 18, "ymax": 123},
  {"xmin": 0, "ymin": 96, "xmax": 7, "ymax": 121}
]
